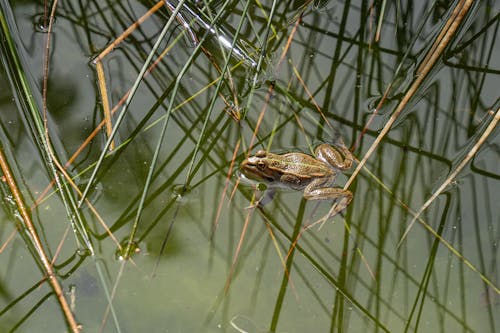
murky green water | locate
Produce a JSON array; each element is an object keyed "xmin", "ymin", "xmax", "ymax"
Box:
[{"xmin": 0, "ymin": 1, "xmax": 499, "ymax": 332}]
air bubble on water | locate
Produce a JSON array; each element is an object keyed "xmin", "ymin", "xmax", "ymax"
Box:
[
  {"xmin": 76, "ymin": 248, "xmax": 91, "ymax": 258},
  {"xmin": 171, "ymin": 184, "xmax": 191, "ymax": 204},
  {"xmin": 4, "ymin": 194, "xmax": 15, "ymax": 206},
  {"xmin": 115, "ymin": 238, "xmax": 141, "ymax": 261},
  {"xmin": 34, "ymin": 14, "xmax": 56, "ymax": 33}
]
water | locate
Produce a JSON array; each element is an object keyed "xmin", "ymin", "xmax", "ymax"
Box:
[{"xmin": 0, "ymin": 1, "xmax": 499, "ymax": 332}]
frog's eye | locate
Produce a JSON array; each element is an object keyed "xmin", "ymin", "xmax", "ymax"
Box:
[
  {"xmin": 257, "ymin": 161, "xmax": 266, "ymax": 170},
  {"xmin": 255, "ymin": 150, "xmax": 267, "ymax": 158}
]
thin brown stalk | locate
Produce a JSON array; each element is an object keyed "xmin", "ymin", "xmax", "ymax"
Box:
[
  {"xmin": 0, "ymin": 147, "xmax": 80, "ymax": 332},
  {"xmin": 248, "ymin": 82, "xmax": 275, "ymax": 150},
  {"xmin": 38, "ymin": 0, "xmax": 80, "ymax": 330},
  {"xmin": 95, "ymin": 61, "xmax": 115, "ymax": 150},
  {"xmin": 416, "ymin": 0, "xmax": 470, "ymax": 76},
  {"xmin": 92, "ymin": 1, "xmax": 165, "ymax": 64},
  {"xmin": 93, "ymin": 1, "xmax": 163, "ymax": 150},
  {"xmin": 50, "ymin": 224, "xmax": 71, "ymax": 266},
  {"xmin": 262, "ymin": 218, "xmax": 298, "ymax": 299},
  {"xmin": 224, "ymin": 203, "xmax": 254, "ymax": 293},
  {"xmin": 290, "ymin": 61, "xmax": 332, "ymax": 129},
  {"xmin": 212, "ymin": 139, "xmax": 241, "ymax": 238},
  {"xmin": 0, "ymin": 228, "xmax": 17, "ymax": 253},
  {"xmin": 91, "ymin": 1, "xmax": 164, "ymax": 150},
  {"xmin": 38, "ymin": 0, "xmax": 121, "ymax": 252},
  {"xmin": 277, "ymin": 14, "xmax": 301, "ymax": 68}
]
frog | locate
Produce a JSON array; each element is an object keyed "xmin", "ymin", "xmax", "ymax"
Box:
[{"xmin": 239, "ymin": 143, "xmax": 353, "ymax": 215}]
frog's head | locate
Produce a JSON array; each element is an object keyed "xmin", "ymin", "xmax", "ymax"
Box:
[{"xmin": 240, "ymin": 150, "xmax": 277, "ymax": 183}]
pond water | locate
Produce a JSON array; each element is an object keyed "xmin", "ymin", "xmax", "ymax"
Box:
[{"xmin": 0, "ymin": 1, "xmax": 499, "ymax": 332}]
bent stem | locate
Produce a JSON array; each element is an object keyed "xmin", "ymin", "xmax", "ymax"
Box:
[{"xmin": 77, "ymin": 0, "xmax": 188, "ymax": 207}]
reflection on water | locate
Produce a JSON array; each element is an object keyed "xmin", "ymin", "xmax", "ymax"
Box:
[{"xmin": 0, "ymin": 0, "xmax": 499, "ymax": 332}]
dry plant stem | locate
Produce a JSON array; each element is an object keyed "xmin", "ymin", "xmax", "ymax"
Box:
[
  {"xmin": 416, "ymin": 0, "xmax": 469, "ymax": 76},
  {"xmin": 248, "ymin": 83, "xmax": 275, "ymax": 150},
  {"xmin": 276, "ymin": 15, "xmax": 300, "ymax": 68},
  {"xmin": 0, "ymin": 148, "xmax": 80, "ymax": 332},
  {"xmin": 212, "ymin": 139, "xmax": 240, "ymax": 238},
  {"xmin": 224, "ymin": 202, "xmax": 254, "ymax": 293},
  {"xmin": 51, "ymin": 224, "xmax": 71, "ymax": 265},
  {"xmin": 343, "ymin": 0, "xmax": 475, "ymax": 191},
  {"xmin": 399, "ymin": 107, "xmax": 500, "ymax": 246},
  {"xmin": 290, "ymin": 61, "xmax": 332, "ymax": 129},
  {"xmin": 92, "ymin": 1, "xmax": 164, "ymax": 64},
  {"xmin": 38, "ymin": 0, "xmax": 120, "ymax": 251},
  {"xmin": 0, "ymin": 228, "xmax": 18, "ymax": 253},
  {"xmin": 92, "ymin": 1, "xmax": 164, "ymax": 150},
  {"xmin": 38, "ymin": 1, "xmax": 80, "ymax": 330},
  {"xmin": 229, "ymin": 175, "xmax": 241, "ymax": 202},
  {"xmin": 99, "ymin": 262, "xmax": 126, "ymax": 333},
  {"xmin": 95, "ymin": 62, "xmax": 115, "ymax": 150}
]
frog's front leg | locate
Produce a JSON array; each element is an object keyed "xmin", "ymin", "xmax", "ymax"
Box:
[
  {"xmin": 258, "ymin": 189, "xmax": 276, "ymax": 206},
  {"xmin": 303, "ymin": 179, "xmax": 353, "ymax": 215}
]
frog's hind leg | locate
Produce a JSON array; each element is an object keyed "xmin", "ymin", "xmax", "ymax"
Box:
[
  {"xmin": 304, "ymin": 187, "xmax": 353, "ymax": 217},
  {"xmin": 315, "ymin": 144, "xmax": 353, "ymax": 170}
]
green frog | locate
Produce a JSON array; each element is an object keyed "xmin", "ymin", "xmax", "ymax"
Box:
[{"xmin": 240, "ymin": 143, "xmax": 353, "ymax": 215}]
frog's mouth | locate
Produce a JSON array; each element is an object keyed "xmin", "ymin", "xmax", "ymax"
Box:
[
  {"xmin": 237, "ymin": 170, "xmax": 255, "ymax": 184},
  {"xmin": 237, "ymin": 171, "xmax": 269, "ymax": 191},
  {"xmin": 239, "ymin": 163, "xmax": 275, "ymax": 183}
]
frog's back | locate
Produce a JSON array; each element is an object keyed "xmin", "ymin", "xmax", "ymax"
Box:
[{"xmin": 278, "ymin": 152, "xmax": 334, "ymax": 176}]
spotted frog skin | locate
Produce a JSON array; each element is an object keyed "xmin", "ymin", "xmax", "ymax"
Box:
[{"xmin": 240, "ymin": 143, "xmax": 353, "ymax": 213}]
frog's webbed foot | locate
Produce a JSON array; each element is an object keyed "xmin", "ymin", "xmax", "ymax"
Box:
[
  {"xmin": 326, "ymin": 194, "xmax": 352, "ymax": 217},
  {"xmin": 313, "ymin": 195, "xmax": 353, "ymax": 227}
]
